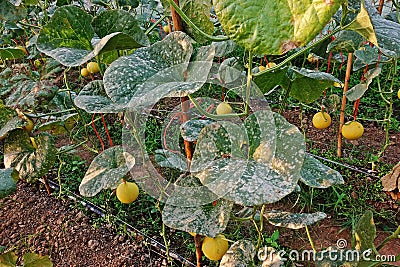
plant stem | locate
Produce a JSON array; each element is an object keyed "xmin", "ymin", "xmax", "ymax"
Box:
[
  {"xmin": 305, "ymin": 225, "xmax": 316, "ymax": 253},
  {"xmin": 244, "ymin": 51, "xmax": 253, "ymax": 115},
  {"xmin": 337, "ymin": 53, "xmax": 353, "ymax": 157},
  {"xmin": 145, "ymin": 15, "xmax": 166, "ymax": 35},
  {"xmin": 376, "ymin": 226, "xmax": 400, "ymax": 251}
]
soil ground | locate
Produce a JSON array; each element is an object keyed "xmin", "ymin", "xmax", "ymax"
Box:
[{"xmin": 1, "ymin": 109, "xmax": 399, "ymax": 267}]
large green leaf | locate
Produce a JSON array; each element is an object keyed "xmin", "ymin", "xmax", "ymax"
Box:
[
  {"xmin": 353, "ymin": 46, "xmax": 387, "ymax": 71},
  {"xmin": 288, "ymin": 67, "xmax": 342, "ymax": 104},
  {"xmin": 252, "ymin": 66, "xmax": 288, "ymax": 96},
  {"xmin": 180, "ymin": 119, "xmax": 214, "ymax": 142},
  {"xmin": 327, "ymin": 30, "xmax": 363, "ymax": 53},
  {"xmin": 92, "ymin": 9, "xmax": 149, "ymax": 49},
  {"xmin": 103, "ymin": 32, "xmax": 194, "ymax": 106},
  {"xmin": 0, "ymin": 48, "xmax": 25, "ymax": 60},
  {"xmin": 0, "ymin": 168, "xmax": 18, "ymax": 199},
  {"xmin": 36, "ymin": 5, "xmax": 94, "ymax": 66},
  {"xmin": 162, "ymin": 175, "xmax": 233, "ymax": 237},
  {"xmin": 0, "ymin": 0, "xmax": 26, "ymax": 22},
  {"xmin": 4, "ymin": 130, "xmax": 56, "ymax": 183},
  {"xmin": 181, "ymin": 0, "xmax": 214, "ymax": 44},
  {"xmin": 23, "ymin": 253, "xmax": 53, "ymax": 267},
  {"xmin": 79, "ymin": 146, "xmax": 135, "ymax": 197},
  {"xmin": 220, "ymin": 240, "xmax": 256, "ymax": 267},
  {"xmin": 300, "ymin": 154, "xmax": 344, "ymax": 188},
  {"xmin": 0, "ymin": 251, "xmax": 17, "ymax": 267},
  {"xmin": 346, "ymin": 67, "xmax": 381, "ymax": 101},
  {"xmin": 192, "ymin": 112, "xmax": 305, "ymax": 206},
  {"xmin": 354, "ymin": 210, "xmax": 376, "ymax": 251},
  {"xmin": 264, "ymin": 210, "xmax": 326, "ymax": 229},
  {"xmin": 213, "ymin": 0, "xmax": 344, "ymax": 54}
]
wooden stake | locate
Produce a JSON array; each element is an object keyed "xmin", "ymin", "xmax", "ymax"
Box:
[{"xmin": 337, "ymin": 53, "xmax": 353, "ymax": 157}]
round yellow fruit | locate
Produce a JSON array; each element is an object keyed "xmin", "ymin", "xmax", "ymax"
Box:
[
  {"xmin": 397, "ymin": 89, "xmax": 400, "ymax": 99},
  {"xmin": 253, "ymin": 141, "xmax": 273, "ymax": 163},
  {"xmin": 86, "ymin": 62, "xmax": 100, "ymax": 74},
  {"xmin": 30, "ymin": 137, "xmax": 38, "ymax": 149},
  {"xmin": 24, "ymin": 117, "xmax": 34, "ymax": 133},
  {"xmin": 116, "ymin": 181, "xmax": 139, "ymax": 204},
  {"xmin": 342, "ymin": 121, "xmax": 364, "ymax": 140},
  {"xmin": 216, "ymin": 102, "xmax": 233, "ymax": 115},
  {"xmin": 202, "ymin": 234, "xmax": 229, "ymax": 261},
  {"xmin": 312, "ymin": 112, "xmax": 331, "ymax": 129},
  {"xmin": 266, "ymin": 62, "xmax": 276, "ymax": 68},
  {"xmin": 258, "ymin": 65, "xmax": 266, "ymax": 71},
  {"xmin": 163, "ymin": 25, "xmax": 171, "ymax": 34},
  {"xmin": 81, "ymin": 68, "xmax": 90, "ymax": 77}
]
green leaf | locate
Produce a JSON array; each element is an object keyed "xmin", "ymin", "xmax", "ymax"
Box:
[
  {"xmin": 103, "ymin": 32, "xmax": 194, "ymax": 106},
  {"xmin": 213, "ymin": 40, "xmax": 238, "ymax": 57},
  {"xmin": 346, "ymin": 0, "xmax": 378, "ymax": 47},
  {"xmin": 37, "ymin": 113, "xmax": 79, "ymax": 135},
  {"xmin": 79, "ymin": 146, "xmax": 135, "ymax": 197},
  {"xmin": 154, "ymin": 149, "xmax": 187, "ymax": 171},
  {"xmin": 0, "ymin": 168, "xmax": 18, "ymax": 199},
  {"xmin": 220, "ymin": 240, "xmax": 256, "ymax": 267},
  {"xmin": 300, "ymin": 154, "xmax": 344, "ymax": 188},
  {"xmin": 346, "ymin": 67, "xmax": 381, "ymax": 101},
  {"xmin": 0, "ymin": 117, "xmax": 26, "ymax": 141},
  {"xmin": 181, "ymin": 0, "xmax": 214, "ymax": 44},
  {"xmin": 162, "ymin": 175, "xmax": 233, "ymax": 237},
  {"xmin": 0, "ymin": 0, "xmax": 26, "ymax": 22},
  {"xmin": 0, "ymin": 102, "xmax": 18, "ymax": 134},
  {"xmin": 327, "ymin": 30, "xmax": 363, "ymax": 53},
  {"xmin": 180, "ymin": 119, "xmax": 213, "ymax": 142},
  {"xmin": 253, "ymin": 66, "xmax": 288, "ymax": 95},
  {"xmin": 353, "ymin": 46, "xmax": 387, "ymax": 71},
  {"xmin": 354, "ymin": 210, "xmax": 376, "ymax": 251},
  {"xmin": 36, "ymin": 5, "xmax": 94, "ymax": 66},
  {"xmin": 264, "ymin": 210, "xmax": 326, "ymax": 229},
  {"xmin": 0, "ymin": 48, "xmax": 25, "ymax": 60},
  {"xmin": 4, "ymin": 130, "xmax": 56, "ymax": 183},
  {"xmin": 23, "ymin": 253, "xmax": 53, "ymax": 267},
  {"xmin": 92, "ymin": 9, "xmax": 149, "ymax": 49},
  {"xmin": 0, "ymin": 251, "xmax": 17, "ymax": 267},
  {"xmin": 74, "ymin": 80, "xmax": 125, "ymax": 113},
  {"xmin": 288, "ymin": 67, "xmax": 342, "ymax": 104},
  {"xmin": 213, "ymin": 0, "xmax": 344, "ymax": 54}
]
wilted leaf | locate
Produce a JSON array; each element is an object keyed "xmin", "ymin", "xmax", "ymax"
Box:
[
  {"xmin": 300, "ymin": 154, "xmax": 344, "ymax": 188},
  {"xmin": 354, "ymin": 210, "xmax": 376, "ymax": 251},
  {"xmin": 0, "ymin": 251, "xmax": 17, "ymax": 267},
  {"xmin": 162, "ymin": 176, "xmax": 233, "ymax": 237},
  {"xmin": 220, "ymin": 240, "xmax": 256, "ymax": 267},
  {"xmin": 264, "ymin": 210, "xmax": 326, "ymax": 229},
  {"xmin": 0, "ymin": 117, "xmax": 26, "ymax": 140},
  {"xmin": 0, "ymin": 168, "xmax": 18, "ymax": 199},
  {"xmin": 4, "ymin": 130, "xmax": 56, "ymax": 183},
  {"xmin": 346, "ymin": 67, "xmax": 381, "ymax": 101},
  {"xmin": 381, "ymin": 162, "xmax": 400, "ymax": 192},
  {"xmin": 37, "ymin": 113, "xmax": 79, "ymax": 134},
  {"xmin": 213, "ymin": 0, "xmax": 344, "ymax": 54},
  {"xmin": 79, "ymin": 146, "xmax": 135, "ymax": 197},
  {"xmin": 23, "ymin": 253, "xmax": 53, "ymax": 267}
]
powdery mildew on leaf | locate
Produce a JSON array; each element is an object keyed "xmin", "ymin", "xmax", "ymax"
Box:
[
  {"xmin": 0, "ymin": 168, "xmax": 17, "ymax": 199},
  {"xmin": 79, "ymin": 146, "xmax": 135, "ymax": 197},
  {"xmin": 264, "ymin": 210, "xmax": 327, "ymax": 229},
  {"xmin": 300, "ymin": 154, "xmax": 344, "ymax": 188},
  {"xmin": 220, "ymin": 240, "xmax": 256, "ymax": 267},
  {"xmin": 180, "ymin": 119, "xmax": 214, "ymax": 142},
  {"xmin": 0, "ymin": 116, "xmax": 25, "ymax": 140},
  {"xmin": 354, "ymin": 210, "xmax": 376, "ymax": 251},
  {"xmin": 154, "ymin": 149, "xmax": 187, "ymax": 172}
]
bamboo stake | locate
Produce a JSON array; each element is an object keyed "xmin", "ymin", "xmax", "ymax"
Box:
[{"xmin": 337, "ymin": 53, "xmax": 353, "ymax": 157}]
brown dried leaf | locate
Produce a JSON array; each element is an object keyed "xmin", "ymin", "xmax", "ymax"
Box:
[{"xmin": 381, "ymin": 162, "xmax": 400, "ymax": 192}]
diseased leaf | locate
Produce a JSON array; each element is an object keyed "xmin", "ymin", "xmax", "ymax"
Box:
[
  {"xmin": 380, "ymin": 162, "xmax": 400, "ymax": 192},
  {"xmin": 79, "ymin": 146, "xmax": 135, "ymax": 197},
  {"xmin": 315, "ymin": 247, "xmax": 359, "ymax": 267},
  {"xmin": 154, "ymin": 149, "xmax": 187, "ymax": 171},
  {"xmin": 23, "ymin": 253, "xmax": 53, "ymax": 267},
  {"xmin": 0, "ymin": 117, "xmax": 26, "ymax": 142},
  {"xmin": 346, "ymin": 67, "xmax": 381, "ymax": 101},
  {"xmin": 36, "ymin": 5, "xmax": 94, "ymax": 66},
  {"xmin": 327, "ymin": 30, "xmax": 363, "ymax": 53},
  {"xmin": 0, "ymin": 168, "xmax": 18, "ymax": 199},
  {"xmin": 264, "ymin": 211, "xmax": 327, "ymax": 229},
  {"xmin": 300, "ymin": 154, "xmax": 344, "ymax": 188},
  {"xmin": 0, "ymin": 0, "xmax": 26, "ymax": 22},
  {"xmin": 162, "ymin": 176, "xmax": 233, "ymax": 237},
  {"xmin": 0, "ymin": 251, "xmax": 17, "ymax": 267},
  {"xmin": 37, "ymin": 113, "xmax": 79, "ymax": 135},
  {"xmin": 354, "ymin": 210, "xmax": 376, "ymax": 251},
  {"xmin": 259, "ymin": 247, "xmax": 284, "ymax": 267},
  {"xmin": 353, "ymin": 46, "xmax": 387, "ymax": 71},
  {"xmin": 220, "ymin": 240, "xmax": 256, "ymax": 267},
  {"xmin": 181, "ymin": 0, "xmax": 214, "ymax": 44},
  {"xmin": 180, "ymin": 119, "xmax": 214, "ymax": 142},
  {"xmin": 4, "ymin": 130, "xmax": 56, "ymax": 183},
  {"xmin": 213, "ymin": 40, "xmax": 238, "ymax": 57},
  {"xmin": 213, "ymin": 0, "xmax": 344, "ymax": 54}
]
